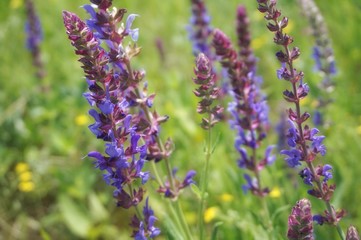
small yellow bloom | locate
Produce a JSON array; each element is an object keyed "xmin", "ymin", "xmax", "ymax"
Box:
[
  {"xmin": 18, "ymin": 181, "xmax": 35, "ymax": 192},
  {"xmin": 311, "ymin": 100, "xmax": 319, "ymax": 108},
  {"xmin": 284, "ymin": 20, "xmax": 294, "ymax": 32},
  {"xmin": 251, "ymin": 35, "xmax": 268, "ymax": 50},
  {"xmin": 356, "ymin": 125, "xmax": 361, "ymax": 135},
  {"xmin": 269, "ymin": 187, "xmax": 281, "ymax": 198},
  {"xmin": 204, "ymin": 207, "xmax": 218, "ymax": 223},
  {"xmin": 220, "ymin": 193, "xmax": 234, "ymax": 203},
  {"xmin": 19, "ymin": 171, "xmax": 33, "ymax": 182},
  {"xmin": 194, "ymin": 131, "xmax": 204, "ymax": 143},
  {"xmin": 75, "ymin": 114, "xmax": 90, "ymax": 126},
  {"xmin": 10, "ymin": 0, "xmax": 23, "ymax": 9},
  {"xmin": 299, "ymin": 97, "xmax": 310, "ymax": 107},
  {"xmin": 15, "ymin": 162, "xmax": 29, "ymax": 174},
  {"xmin": 185, "ymin": 212, "xmax": 197, "ymax": 225}
]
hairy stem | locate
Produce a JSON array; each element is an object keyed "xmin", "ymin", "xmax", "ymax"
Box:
[
  {"xmin": 198, "ymin": 118, "xmax": 212, "ymax": 240},
  {"xmin": 125, "ymin": 58, "xmax": 193, "ymax": 240}
]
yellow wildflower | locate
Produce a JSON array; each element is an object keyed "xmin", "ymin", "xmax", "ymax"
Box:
[
  {"xmin": 284, "ymin": 19, "xmax": 294, "ymax": 32},
  {"xmin": 18, "ymin": 181, "xmax": 35, "ymax": 192},
  {"xmin": 75, "ymin": 114, "xmax": 90, "ymax": 126},
  {"xmin": 299, "ymin": 97, "xmax": 310, "ymax": 107},
  {"xmin": 204, "ymin": 207, "xmax": 218, "ymax": 223},
  {"xmin": 19, "ymin": 171, "xmax": 33, "ymax": 182},
  {"xmin": 15, "ymin": 162, "xmax": 29, "ymax": 174},
  {"xmin": 10, "ymin": 0, "xmax": 23, "ymax": 9},
  {"xmin": 220, "ymin": 193, "xmax": 234, "ymax": 203},
  {"xmin": 185, "ymin": 212, "xmax": 197, "ymax": 225},
  {"xmin": 311, "ymin": 100, "xmax": 319, "ymax": 108},
  {"xmin": 356, "ymin": 125, "xmax": 361, "ymax": 135},
  {"xmin": 251, "ymin": 35, "xmax": 268, "ymax": 50},
  {"xmin": 269, "ymin": 187, "xmax": 281, "ymax": 198}
]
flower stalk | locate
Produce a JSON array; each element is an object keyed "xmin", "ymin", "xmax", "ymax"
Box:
[
  {"xmin": 25, "ymin": 0, "xmax": 45, "ymax": 79},
  {"xmin": 192, "ymin": 53, "xmax": 223, "ymax": 240},
  {"xmin": 212, "ymin": 21, "xmax": 274, "ymax": 198},
  {"xmin": 298, "ymin": 0, "xmax": 337, "ymax": 126},
  {"xmin": 256, "ymin": 0, "xmax": 345, "ymax": 238},
  {"xmin": 63, "ymin": 1, "xmax": 195, "ymax": 238}
]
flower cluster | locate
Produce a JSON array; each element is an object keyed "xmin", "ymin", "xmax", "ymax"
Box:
[
  {"xmin": 212, "ymin": 5, "xmax": 274, "ymax": 197},
  {"xmin": 236, "ymin": 6, "xmax": 257, "ymax": 73},
  {"xmin": 298, "ymin": 0, "xmax": 337, "ymax": 126},
  {"xmin": 188, "ymin": 0, "xmax": 213, "ymax": 59},
  {"xmin": 287, "ymin": 199, "xmax": 314, "ymax": 240},
  {"xmin": 63, "ymin": 1, "xmax": 163, "ymax": 237},
  {"xmin": 256, "ymin": 0, "xmax": 345, "ymax": 226},
  {"xmin": 15, "ymin": 162, "xmax": 35, "ymax": 192},
  {"xmin": 193, "ymin": 53, "xmax": 223, "ymax": 129},
  {"xmin": 157, "ymin": 169, "xmax": 196, "ymax": 199},
  {"xmin": 25, "ymin": 0, "xmax": 45, "ymax": 79},
  {"xmin": 298, "ymin": 0, "xmax": 337, "ymax": 90},
  {"xmin": 130, "ymin": 198, "xmax": 161, "ymax": 240},
  {"xmin": 346, "ymin": 226, "xmax": 360, "ymax": 240},
  {"xmin": 63, "ymin": 9, "xmax": 147, "ymax": 208}
]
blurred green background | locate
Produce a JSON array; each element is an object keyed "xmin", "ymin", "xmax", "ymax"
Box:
[{"xmin": 1, "ymin": 0, "xmax": 361, "ymax": 239}]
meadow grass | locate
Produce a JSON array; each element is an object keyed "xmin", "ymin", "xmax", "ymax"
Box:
[{"xmin": 1, "ymin": 0, "xmax": 361, "ymax": 239}]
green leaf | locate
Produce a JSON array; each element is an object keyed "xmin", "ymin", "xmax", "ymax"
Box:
[
  {"xmin": 211, "ymin": 132, "xmax": 222, "ymax": 154},
  {"xmin": 88, "ymin": 192, "xmax": 109, "ymax": 222},
  {"xmin": 164, "ymin": 216, "xmax": 184, "ymax": 240},
  {"xmin": 190, "ymin": 183, "xmax": 202, "ymax": 200},
  {"xmin": 211, "ymin": 221, "xmax": 223, "ymax": 240},
  {"xmin": 58, "ymin": 194, "xmax": 91, "ymax": 237},
  {"xmin": 271, "ymin": 204, "xmax": 291, "ymax": 222},
  {"xmin": 40, "ymin": 228, "xmax": 52, "ymax": 240}
]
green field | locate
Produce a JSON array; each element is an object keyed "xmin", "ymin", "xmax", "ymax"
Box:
[{"xmin": 1, "ymin": 0, "xmax": 361, "ymax": 239}]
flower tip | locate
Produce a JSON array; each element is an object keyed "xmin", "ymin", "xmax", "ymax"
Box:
[{"xmin": 346, "ymin": 225, "xmax": 360, "ymax": 240}]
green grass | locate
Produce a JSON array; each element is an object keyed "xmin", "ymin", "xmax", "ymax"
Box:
[{"xmin": 1, "ymin": 0, "xmax": 361, "ymax": 239}]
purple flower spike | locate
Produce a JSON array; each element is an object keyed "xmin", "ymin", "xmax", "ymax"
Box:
[
  {"xmin": 346, "ymin": 225, "xmax": 360, "ymax": 240},
  {"xmin": 299, "ymin": 0, "xmax": 337, "ymax": 127},
  {"xmin": 212, "ymin": 6, "xmax": 274, "ymax": 198},
  {"xmin": 193, "ymin": 53, "xmax": 223, "ymax": 129},
  {"xmin": 257, "ymin": 0, "xmax": 346, "ymax": 230},
  {"xmin": 63, "ymin": 2, "xmax": 165, "ymax": 238},
  {"xmin": 25, "ymin": 0, "xmax": 43, "ymax": 52},
  {"xmin": 25, "ymin": 0, "xmax": 45, "ymax": 79},
  {"xmin": 287, "ymin": 199, "xmax": 314, "ymax": 240},
  {"xmin": 236, "ymin": 5, "xmax": 257, "ymax": 72},
  {"xmin": 188, "ymin": 0, "xmax": 213, "ymax": 59}
]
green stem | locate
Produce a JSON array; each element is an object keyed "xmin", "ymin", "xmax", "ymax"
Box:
[
  {"xmin": 167, "ymin": 201, "xmax": 187, "ymax": 239},
  {"xmin": 275, "ymin": 22, "xmax": 345, "ymax": 240},
  {"xmin": 335, "ymin": 224, "xmax": 345, "ymax": 240},
  {"xmin": 261, "ymin": 197, "xmax": 274, "ymax": 236},
  {"xmin": 128, "ymin": 184, "xmax": 142, "ymax": 220},
  {"xmin": 307, "ymin": 163, "xmax": 345, "ymax": 240},
  {"xmin": 150, "ymin": 159, "xmax": 164, "ymax": 188},
  {"xmin": 151, "ymin": 160, "xmax": 189, "ymax": 239},
  {"xmin": 124, "ymin": 59, "xmax": 193, "ymax": 239},
  {"xmin": 198, "ymin": 115, "xmax": 212, "ymax": 240},
  {"xmin": 175, "ymin": 200, "xmax": 194, "ymax": 240}
]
